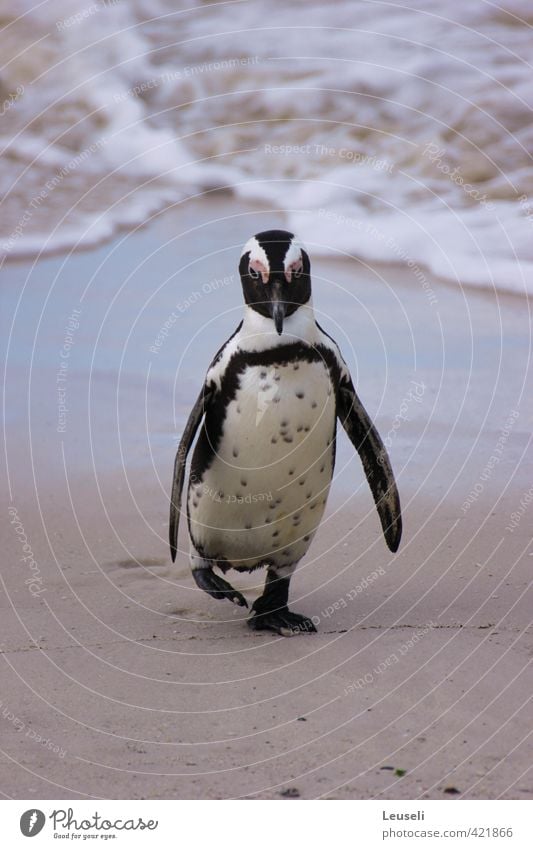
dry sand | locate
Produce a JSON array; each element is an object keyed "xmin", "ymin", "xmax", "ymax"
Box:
[{"xmin": 1, "ymin": 198, "xmax": 532, "ymax": 799}]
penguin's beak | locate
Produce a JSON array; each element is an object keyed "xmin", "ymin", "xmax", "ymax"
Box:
[{"xmin": 272, "ymin": 300, "xmax": 285, "ymax": 335}]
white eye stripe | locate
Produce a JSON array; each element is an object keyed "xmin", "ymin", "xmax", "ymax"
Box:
[
  {"xmin": 242, "ymin": 236, "xmax": 269, "ymax": 264},
  {"xmin": 284, "ymin": 238, "xmax": 303, "ymax": 265},
  {"xmin": 243, "ymin": 237, "xmax": 270, "ymax": 283}
]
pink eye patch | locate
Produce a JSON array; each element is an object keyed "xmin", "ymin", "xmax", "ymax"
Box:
[
  {"xmin": 249, "ymin": 258, "xmax": 269, "ymax": 283},
  {"xmin": 285, "ymin": 258, "xmax": 303, "ymax": 282}
]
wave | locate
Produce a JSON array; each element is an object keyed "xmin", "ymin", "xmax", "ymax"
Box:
[{"xmin": 1, "ymin": 0, "xmax": 532, "ymax": 295}]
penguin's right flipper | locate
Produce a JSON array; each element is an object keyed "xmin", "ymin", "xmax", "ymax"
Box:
[
  {"xmin": 169, "ymin": 385, "xmax": 213, "ymax": 562},
  {"xmin": 337, "ymin": 377, "xmax": 402, "ymax": 553}
]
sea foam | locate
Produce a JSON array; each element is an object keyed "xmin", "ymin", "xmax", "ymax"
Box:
[{"xmin": 1, "ymin": 0, "xmax": 532, "ymax": 295}]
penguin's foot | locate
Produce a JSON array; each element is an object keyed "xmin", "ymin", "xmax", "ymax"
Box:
[
  {"xmin": 192, "ymin": 567, "xmax": 248, "ymax": 607},
  {"xmin": 248, "ymin": 605, "xmax": 316, "ymax": 636}
]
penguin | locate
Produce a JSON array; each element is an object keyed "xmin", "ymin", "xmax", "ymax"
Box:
[{"xmin": 169, "ymin": 230, "xmax": 401, "ymax": 636}]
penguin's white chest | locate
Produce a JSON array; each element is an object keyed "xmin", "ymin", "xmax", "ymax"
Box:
[{"xmin": 188, "ymin": 358, "xmax": 336, "ymax": 569}]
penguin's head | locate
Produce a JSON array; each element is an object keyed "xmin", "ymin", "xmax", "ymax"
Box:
[{"xmin": 238, "ymin": 229, "xmax": 311, "ymax": 335}]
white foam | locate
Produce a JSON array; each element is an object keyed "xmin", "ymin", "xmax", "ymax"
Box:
[{"xmin": 1, "ymin": 0, "xmax": 532, "ymax": 294}]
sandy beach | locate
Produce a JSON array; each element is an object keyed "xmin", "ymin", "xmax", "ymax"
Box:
[{"xmin": 1, "ymin": 196, "xmax": 532, "ymax": 800}]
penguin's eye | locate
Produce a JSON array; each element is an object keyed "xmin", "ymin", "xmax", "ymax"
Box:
[
  {"xmin": 249, "ymin": 258, "xmax": 269, "ymax": 283},
  {"xmin": 286, "ymin": 259, "xmax": 303, "ymax": 282}
]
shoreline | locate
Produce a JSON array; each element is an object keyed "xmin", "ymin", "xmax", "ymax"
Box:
[{"xmin": 2, "ymin": 194, "xmax": 532, "ymax": 307}]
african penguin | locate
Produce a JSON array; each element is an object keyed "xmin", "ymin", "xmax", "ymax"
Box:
[{"xmin": 169, "ymin": 229, "xmax": 401, "ymax": 636}]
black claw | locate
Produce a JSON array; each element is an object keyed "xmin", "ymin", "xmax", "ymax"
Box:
[
  {"xmin": 231, "ymin": 591, "xmax": 248, "ymax": 608},
  {"xmin": 248, "ymin": 605, "xmax": 317, "ymax": 636},
  {"xmin": 193, "ymin": 568, "xmax": 248, "ymax": 608}
]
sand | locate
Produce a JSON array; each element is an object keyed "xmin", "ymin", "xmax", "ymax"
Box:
[{"xmin": 1, "ymin": 197, "xmax": 532, "ymax": 799}]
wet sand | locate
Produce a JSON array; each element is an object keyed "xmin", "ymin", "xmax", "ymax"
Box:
[{"xmin": 1, "ymin": 197, "xmax": 532, "ymax": 799}]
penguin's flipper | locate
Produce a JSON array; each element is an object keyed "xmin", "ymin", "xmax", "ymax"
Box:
[
  {"xmin": 169, "ymin": 385, "xmax": 213, "ymax": 562},
  {"xmin": 337, "ymin": 378, "xmax": 402, "ymax": 552}
]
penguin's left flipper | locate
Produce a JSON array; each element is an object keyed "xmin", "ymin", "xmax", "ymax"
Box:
[
  {"xmin": 338, "ymin": 378, "xmax": 402, "ymax": 553},
  {"xmin": 169, "ymin": 384, "xmax": 213, "ymax": 563}
]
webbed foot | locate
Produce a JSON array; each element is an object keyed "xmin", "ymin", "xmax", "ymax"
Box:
[
  {"xmin": 248, "ymin": 604, "xmax": 316, "ymax": 636},
  {"xmin": 192, "ymin": 567, "xmax": 248, "ymax": 607}
]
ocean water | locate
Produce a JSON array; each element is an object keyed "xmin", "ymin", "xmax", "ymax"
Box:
[{"xmin": 1, "ymin": 0, "xmax": 532, "ymax": 294}]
